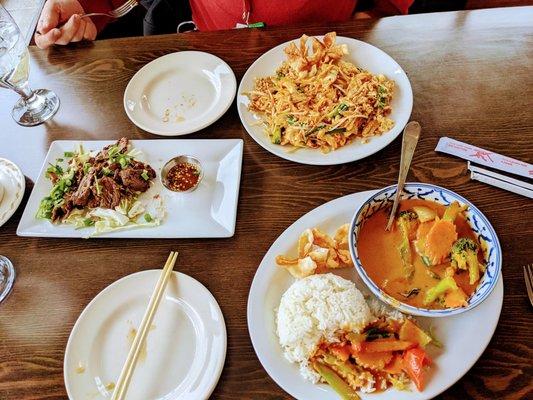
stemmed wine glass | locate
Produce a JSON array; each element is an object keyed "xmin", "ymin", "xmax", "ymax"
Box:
[{"xmin": 0, "ymin": 5, "xmax": 60, "ymax": 126}]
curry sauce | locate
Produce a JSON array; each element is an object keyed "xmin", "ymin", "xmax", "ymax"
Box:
[{"xmin": 358, "ymin": 199, "xmax": 481, "ymax": 309}]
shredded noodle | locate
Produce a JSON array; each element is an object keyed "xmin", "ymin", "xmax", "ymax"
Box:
[{"xmin": 246, "ymin": 32, "xmax": 395, "ymax": 153}]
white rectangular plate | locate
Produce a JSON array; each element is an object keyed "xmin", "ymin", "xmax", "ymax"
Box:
[{"xmin": 17, "ymin": 139, "xmax": 243, "ymax": 238}]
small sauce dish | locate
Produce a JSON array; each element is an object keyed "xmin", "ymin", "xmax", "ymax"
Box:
[{"xmin": 161, "ymin": 155, "xmax": 203, "ymax": 193}]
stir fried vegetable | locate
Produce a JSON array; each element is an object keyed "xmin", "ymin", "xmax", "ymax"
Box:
[
  {"xmin": 423, "ymin": 218, "xmax": 458, "ymax": 265},
  {"xmin": 396, "ymin": 210, "xmax": 419, "ymax": 279},
  {"xmin": 424, "ymin": 276, "xmax": 467, "ymax": 306},
  {"xmin": 402, "ymin": 347, "xmax": 431, "ymax": 391},
  {"xmin": 399, "ymin": 319, "xmax": 433, "ymax": 348},
  {"xmin": 313, "ymin": 361, "xmax": 361, "ymax": 400},
  {"xmin": 451, "ymin": 238, "xmax": 483, "ymax": 284},
  {"xmin": 310, "ymin": 317, "xmax": 438, "ymax": 396},
  {"xmin": 412, "ymin": 206, "xmax": 436, "ymax": 222},
  {"xmin": 442, "ymin": 201, "xmax": 467, "ymax": 222}
]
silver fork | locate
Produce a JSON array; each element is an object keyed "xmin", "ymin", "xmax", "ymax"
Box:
[
  {"xmin": 524, "ymin": 264, "xmax": 533, "ymax": 307},
  {"xmin": 80, "ymin": 0, "xmax": 139, "ymax": 19}
]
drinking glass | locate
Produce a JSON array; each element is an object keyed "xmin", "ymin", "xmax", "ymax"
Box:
[
  {"xmin": 0, "ymin": 256, "xmax": 15, "ymax": 303},
  {"xmin": 0, "ymin": 5, "xmax": 60, "ymax": 126}
]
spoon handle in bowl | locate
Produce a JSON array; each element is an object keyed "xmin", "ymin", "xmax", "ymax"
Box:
[{"xmin": 385, "ymin": 121, "xmax": 422, "ymax": 231}]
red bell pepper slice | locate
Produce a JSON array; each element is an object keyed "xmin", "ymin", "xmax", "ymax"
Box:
[{"xmin": 402, "ymin": 347, "xmax": 432, "ymax": 391}]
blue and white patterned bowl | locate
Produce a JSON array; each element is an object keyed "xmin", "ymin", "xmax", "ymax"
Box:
[{"xmin": 348, "ymin": 183, "xmax": 502, "ymax": 317}]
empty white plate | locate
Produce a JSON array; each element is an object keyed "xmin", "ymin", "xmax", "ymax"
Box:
[
  {"xmin": 124, "ymin": 51, "xmax": 237, "ymax": 136},
  {"xmin": 0, "ymin": 158, "xmax": 25, "ymax": 228},
  {"xmin": 64, "ymin": 270, "xmax": 227, "ymax": 400},
  {"xmin": 238, "ymin": 36, "xmax": 413, "ymax": 165}
]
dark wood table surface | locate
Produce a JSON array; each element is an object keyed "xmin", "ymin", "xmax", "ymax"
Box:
[{"xmin": 1, "ymin": 6, "xmax": 532, "ymax": 400}]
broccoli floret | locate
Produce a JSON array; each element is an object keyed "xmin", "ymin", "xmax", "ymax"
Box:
[
  {"xmin": 398, "ymin": 210, "xmax": 418, "ymax": 221},
  {"xmin": 451, "ymin": 238, "xmax": 482, "ymax": 284},
  {"xmin": 396, "ymin": 210, "xmax": 419, "ymax": 279}
]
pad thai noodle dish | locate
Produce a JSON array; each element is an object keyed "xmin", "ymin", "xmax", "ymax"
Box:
[
  {"xmin": 37, "ymin": 138, "xmax": 164, "ymax": 236},
  {"xmin": 246, "ymin": 32, "xmax": 395, "ymax": 153}
]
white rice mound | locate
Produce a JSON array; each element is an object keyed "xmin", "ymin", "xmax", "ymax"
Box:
[{"xmin": 276, "ymin": 273, "xmax": 374, "ymax": 382}]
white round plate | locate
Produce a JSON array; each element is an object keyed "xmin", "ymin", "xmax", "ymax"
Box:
[
  {"xmin": 0, "ymin": 158, "xmax": 25, "ymax": 228},
  {"xmin": 237, "ymin": 36, "xmax": 413, "ymax": 165},
  {"xmin": 247, "ymin": 191, "xmax": 503, "ymax": 400},
  {"xmin": 65, "ymin": 270, "xmax": 227, "ymax": 400},
  {"xmin": 124, "ymin": 51, "xmax": 237, "ymax": 136}
]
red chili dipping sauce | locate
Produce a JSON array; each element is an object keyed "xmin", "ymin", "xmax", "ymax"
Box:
[{"xmin": 166, "ymin": 162, "xmax": 201, "ymax": 192}]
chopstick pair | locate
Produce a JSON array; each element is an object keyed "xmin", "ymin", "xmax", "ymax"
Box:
[
  {"xmin": 111, "ymin": 251, "xmax": 179, "ymax": 400},
  {"xmin": 435, "ymin": 137, "xmax": 533, "ymax": 199},
  {"xmin": 468, "ymin": 162, "xmax": 533, "ymax": 199}
]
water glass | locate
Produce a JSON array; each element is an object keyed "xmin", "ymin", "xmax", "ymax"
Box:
[{"xmin": 0, "ymin": 5, "xmax": 60, "ymax": 126}]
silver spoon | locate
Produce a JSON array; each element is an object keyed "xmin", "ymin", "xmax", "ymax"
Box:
[{"xmin": 385, "ymin": 121, "xmax": 422, "ymax": 231}]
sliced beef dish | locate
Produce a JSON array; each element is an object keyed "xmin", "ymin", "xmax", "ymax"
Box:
[{"xmin": 41, "ymin": 138, "xmax": 156, "ymax": 222}]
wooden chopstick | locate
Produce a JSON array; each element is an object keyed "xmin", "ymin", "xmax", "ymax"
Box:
[{"xmin": 111, "ymin": 251, "xmax": 179, "ymax": 400}]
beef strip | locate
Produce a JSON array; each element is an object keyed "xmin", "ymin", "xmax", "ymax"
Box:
[
  {"xmin": 115, "ymin": 137, "xmax": 129, "ymax": 153},
  {"xmin": 51, "ymin": 194, "xmax": 74, "ymax": 222},
  {"xmin": 130, "ymin": 160, "xmax": 156, "ymax": 178},
  {"xmin": 87, "ymin": 196, "xmax": 100, "ymax": 209},
  {"xmin": 119, "ymin": 169, "xmax": 149, "ymax": 192},
  {"xmin": 96, "ymin": 176, "xmax": 122, "ymax": 209},
  {"xmin": 71, "ymin": 172, "xmax": 94, "ymax": 207},
  {"xmin": 97, "ymin": 137, "xmax": 129, "ymax": 161}
]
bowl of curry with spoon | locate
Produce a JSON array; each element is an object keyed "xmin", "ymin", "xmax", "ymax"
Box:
[{"xmin": 349, "ymin": 182, "xmax": 501, "ymax": 317}]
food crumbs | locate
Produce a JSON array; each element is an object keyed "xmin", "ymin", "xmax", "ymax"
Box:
[
  {"xmin": 127, "ymin": 327, "xmax": 148, "ymax": 363},
  {"xmin": 162, "ymin": 108, "xmax": 171, "ymax": 122},
  {"xmin": 105, "ymin": 382, "xmax": 115, "ymax": 391},
  {"xmin": 75, "ymin": 361, "xmax": 85, "ymax": 374}
]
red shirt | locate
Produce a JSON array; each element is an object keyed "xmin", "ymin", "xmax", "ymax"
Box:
[{"xmin": 81, "ymin": 0, "xmax": 413, "ymax": 32}]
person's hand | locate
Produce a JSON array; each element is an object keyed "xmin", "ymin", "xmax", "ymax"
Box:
[{"xmin": 35, "ymin": 0, "xmax": 97, "ymax": 49}]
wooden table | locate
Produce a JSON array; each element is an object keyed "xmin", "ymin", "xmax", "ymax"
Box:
[{"xmin": 1, "ymin": 6, "xmax": 532, "ymax": 400}]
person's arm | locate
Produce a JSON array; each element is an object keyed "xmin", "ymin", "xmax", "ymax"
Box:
[{"xmin": 34, "ymin": 0, "xmax": 115, "ymax": 49}]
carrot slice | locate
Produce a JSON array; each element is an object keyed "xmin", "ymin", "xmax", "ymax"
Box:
[
  {"xmin": 353, "ymin": 351, "xmax": 393, "ymax": 370},
  {"xmin": 361, "ymin": 338, "xmax": 416, "ymax": 353},
  {"xmin": 329, "ymin": 343, "xmax": 351, "ymax": 362},
  {"xmin": 424, "ymin": 219, "xmax": 458, "ymax": 265},
  {"xmin": 383, "ymin": 354, "xmax": 404, "ymax": 374},
  {"xmin": 444, "ymin": 286, "xmax": 468, "ymax": 308}
]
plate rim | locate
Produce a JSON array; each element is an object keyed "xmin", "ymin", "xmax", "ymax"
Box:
[
  {"xmin": 16, "ymin": 138, "xmax": 244, "ymax": 239},
  {"xmin": 246, "ymin": 191, "xmax": 503, "ymax": 400},
  {"xmin": 0, "ymin": 157, "xmax": 25, "ymax": 228},
  {"xmin": 237, "ymin": 36, "xmax": 413, "ymax": 165},
  {"xmin": 64, "ymin": 269, "xmax": 227, "ymax": 400},
  {"xmin": 123, "ymin": 51, "xmax": 237, "ymax": 136}
]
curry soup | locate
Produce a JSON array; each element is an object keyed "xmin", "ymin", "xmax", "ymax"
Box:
[{"xmin": 357, "ymin": 199, "xmax": 482, "ymax": 309}]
